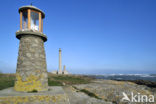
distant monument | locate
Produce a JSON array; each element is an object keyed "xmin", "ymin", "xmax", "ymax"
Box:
[
  {"xmin": 51, "ymin": 48, "xmax": 69, "ymax": 75},
  {"xmin": 14, "ymin": 5, "xmax": 48, "ymax": 92}
]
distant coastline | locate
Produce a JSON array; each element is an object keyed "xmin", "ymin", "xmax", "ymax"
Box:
[
  {"xmin": 85, "ymin": 74, "xmax": 156, "ymax": 82},
  {"xmin": 84, "ymin": 74, "xmax": 156, "ymax": 88}
]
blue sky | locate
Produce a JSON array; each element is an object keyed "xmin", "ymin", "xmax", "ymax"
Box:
[{"xmin": 0, "ymin": 0, "xmax": 156, "ymax": 74}]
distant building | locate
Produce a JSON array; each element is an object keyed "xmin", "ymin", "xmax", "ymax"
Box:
[
  {"xmin": 63, "ymin": 65, "xmax": 69, "ymax": 75},
  {"xmin": 51, "ymin": 49, "xmax": 69, "ymax": 75},
  {"xmin": 51, "ymin": 70, "xmax": 57, "ymax": 74}
]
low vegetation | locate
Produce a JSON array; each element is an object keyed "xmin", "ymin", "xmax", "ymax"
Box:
[
  {"xmin": 0, "ymin": 73, "xmax": 15, "ymax": 90},
  {"xmin": 116, "ymin": 79, "xmax": 156, "ymax": 88},
  {"xmin": 80, "ymin": 89, "xmax": 102, "ymax": 99},
  {"xmin": 0, "ymin": 73, "xmax": 93, "ymax": 90},
  {"xmin": 72, "ymin": 86, "xmax": 102, "ymax": 99},
  {"xmin": 130, "ymin": 80, "xmax": 156, "ymax": 88},
  {"xmin": 48, "ymin": 73, "xmax": 93, "ymax": 86}
]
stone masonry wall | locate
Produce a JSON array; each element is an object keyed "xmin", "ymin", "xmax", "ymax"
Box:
[{"xmin": 14, "ymin": 35, "xmax": 48, "ymax": 92}]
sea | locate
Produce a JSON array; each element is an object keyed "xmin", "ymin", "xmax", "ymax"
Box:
[{"xmin": 88, "ymin": 74, "xmax": 156, "ymax": 82}]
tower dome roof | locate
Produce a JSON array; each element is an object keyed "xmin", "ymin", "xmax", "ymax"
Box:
[{"xmin": 19, "ymin": 5, "xmax": 45, "ymax": 18}]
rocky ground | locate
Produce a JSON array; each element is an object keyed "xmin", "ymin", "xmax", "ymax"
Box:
[
  {"xmin": 0, "ymin": 79, "xmax": 155, "ymax": 104},
  {"xmin": 73, "ymin": 79, "xmax": 156, "ymax": 104}
]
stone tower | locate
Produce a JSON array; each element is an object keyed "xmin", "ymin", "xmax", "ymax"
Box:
[
  {"xmin": 63, "ymin": 65, "xmax": 66, "ymax": 71},
  {"xmin": 14, "ymin": 5, "xmax": 48, "ymax": 92},
  {"xmin": 58, "ymin": 48, "xmax": 62, "ymax": 74},
  {"xmin": 63, "ymin": 65, "xmax": 69, "ymax": 75}
]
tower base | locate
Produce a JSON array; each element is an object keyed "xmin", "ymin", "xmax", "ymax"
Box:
[
  {"xmin": 0, "ymin": 87, "xmax": 69, "ymax": 104},
  {"xmin": 15, "ymin": 30, "xmax": 48, "ymax": 92}
]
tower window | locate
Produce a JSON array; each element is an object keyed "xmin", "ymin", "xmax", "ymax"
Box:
[
  {"xmin": 22, "ymin": 11, "xmax": 28, "ymax": 30},
  {"xmin": 31, "ymin": 11, "xmax": 39, "ymax": 31}
]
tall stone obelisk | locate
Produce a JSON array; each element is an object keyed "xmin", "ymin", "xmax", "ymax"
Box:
[
  {"xmin": 58, "ymin": 48, "xmax": 62, "ymax": 74},
  {"xmin": 14, "ymin": 5, "xmax": 48, "ymax": 92}
]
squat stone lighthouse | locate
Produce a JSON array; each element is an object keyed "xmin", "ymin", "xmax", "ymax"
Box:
[
  {"xmin": 58, "ymin": 48, "xmax": 62, "ymax": 74},
  {"xmin": 14, "ymin": 5, "xmax": 48, "ymax": 92}
]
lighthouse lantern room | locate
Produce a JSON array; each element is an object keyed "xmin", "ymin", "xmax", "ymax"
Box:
[{"xmin": 19, "ymin": 6, "xmax": 45, "ymax": 32}]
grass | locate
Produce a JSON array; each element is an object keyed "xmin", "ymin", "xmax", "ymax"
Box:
[
  {"xmin": 48, "ymin": 73, "xmax": 92, "ymax": 85},
  {"xmin": 79, "ymin": 89, "xmax": 102, "ymax": 99},
  {"xmin": 48, "ymin": 79, "xmax": 63, "ymax": 86},
  {"xmin": 0, "ymin": 73, "xmax": 93, "ymax": 90},
  {"xmin": 0, "ymin": 73, "xmax": 15, "ymax": 90},
  {"xmin": 72, "ymin": 86, "xmax": 101, "ymax": 100}
]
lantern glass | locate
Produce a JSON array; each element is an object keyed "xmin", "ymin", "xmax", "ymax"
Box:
[
  {"xmin": 31, "ymin": 11, "xmax": 39, "ymax": 31},
  {"xmin": 22, "ymin": 11, "xmax": 28, "ymax": 30}
]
